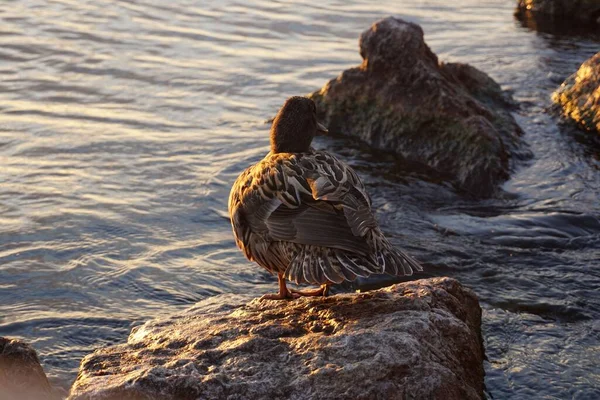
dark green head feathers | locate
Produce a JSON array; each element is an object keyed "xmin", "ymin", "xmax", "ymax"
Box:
[{"xmin": 270, "ymin": 96, "xmax": 328, "ymax": 154}]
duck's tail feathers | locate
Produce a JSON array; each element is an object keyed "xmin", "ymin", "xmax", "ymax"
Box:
[
  {"xmin": 367, "ymin": 230, "xmax": 423, "ymax": 276},
  {"xmin": 284, "ymin": 245, "xmax": 382, "ymax": 285}
]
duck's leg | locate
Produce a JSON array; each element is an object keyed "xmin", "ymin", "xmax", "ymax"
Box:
[
  {"xmin": 289, "ymin": 284, "xmax": 329, "ymax": 297},
  {"xmin": 261, "ymin": 273, "xmax": 299, "ymax": 300}
]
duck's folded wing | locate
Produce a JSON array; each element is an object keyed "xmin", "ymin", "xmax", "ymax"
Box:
[
  {"xmin": 231, "ymin": 152, "xmax": 420, "ymax": 283},
  {"xmin": 299, "ymin": 151, "xmax": 379, "ymax": 237},
  {"xmin": 230, "ymin": 159, "xmax": 371, "ymax": 258},
  {"xmin": 265, "ymin": 201, "xmax": 371, "ymax": 254},
  {"xmin": 265, "ymin": 197, "xmax": 388, "ymax": 284},
  {"xmin": 256, "ymin": 152, "xmax": 377, "ymax": 252}
]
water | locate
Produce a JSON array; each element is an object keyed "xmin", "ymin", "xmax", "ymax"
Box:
[{"xmin": 1, "ymin": 0, "xmax": 599, "ymax": 397}]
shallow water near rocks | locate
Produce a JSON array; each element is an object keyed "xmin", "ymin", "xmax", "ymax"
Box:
[{"xmin": 0, "ymin": 0, "xmax": 599, "ymax": 398}]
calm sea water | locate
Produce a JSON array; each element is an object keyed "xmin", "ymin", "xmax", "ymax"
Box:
[{"xmin": 1, "ymin": 0, "xmax": 599, "ymax": 398}]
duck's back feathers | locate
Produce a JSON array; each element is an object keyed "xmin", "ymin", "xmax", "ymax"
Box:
[{"xmin": 228, "ymin": 149, "xmax": 422, "ymax": 285}]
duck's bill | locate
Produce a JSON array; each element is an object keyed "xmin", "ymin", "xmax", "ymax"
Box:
[{"xmin": 317, "ymin": 121, "xmax": 328, "ymax": 135}]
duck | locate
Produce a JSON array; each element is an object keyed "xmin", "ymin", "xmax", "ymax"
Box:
[{"xmin": 228, "ymin": 96, "xmax": 423, "ymax": 300}]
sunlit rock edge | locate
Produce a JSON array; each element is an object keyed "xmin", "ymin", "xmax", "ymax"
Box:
[
  {"xmin": 553, "ymin": 52, "xmax": 600, "ymax": 135},
  {"xmin": 67, "ymin": 277, "xmax": 484, "ymax": 400}
]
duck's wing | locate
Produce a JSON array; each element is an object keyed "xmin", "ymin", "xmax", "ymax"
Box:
[
  {"xmin": 275, "ymin": 151, "xmax": 379, "ymax": 245},
  {"xmin": 228, "ymin": 151, "xmax": 375, "ymax": 258},
  {"xmin": 229, "ymin": 151, "xmax": 421, "ymax": 284},
  {"xmin": 264, "ymin": 150, "xmax": 378, "ymax": 247},
  {"xmin": 286, "ymin": 151, "xmax": 423, "ymax": 280}
]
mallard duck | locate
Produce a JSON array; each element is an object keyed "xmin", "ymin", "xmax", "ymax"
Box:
[{"xmin": 228, "ymin": 96, "xmax": 423, "ymax": 299}]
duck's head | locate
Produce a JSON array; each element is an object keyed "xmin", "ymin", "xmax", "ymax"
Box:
[{"xmin": 270, "ymin": 96, "xmax": 328, "ymax": 153}]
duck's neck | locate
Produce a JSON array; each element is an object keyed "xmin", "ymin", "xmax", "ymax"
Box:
[{"xmin": 269, "ymin": 135, "xmax": 313, "ymax": 154}]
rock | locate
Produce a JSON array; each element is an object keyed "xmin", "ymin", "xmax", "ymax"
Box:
[
  {"xmin": 68, "ymin": 277, "xmax": 484, "ymax": 400},
  {"xmin": 309, "ymin": 17, "xmax": 530, "ymax": 197},
  {"xmin": 515, "ymin": 0, "xmax": 600, "ymax": 27},
  {"xmin": 0, "ymin": 337, "xmax": 57, "ymax": 400},
  {"xmin": 553, "ymin": 52, "xmax": 600, "ymax": 135}
]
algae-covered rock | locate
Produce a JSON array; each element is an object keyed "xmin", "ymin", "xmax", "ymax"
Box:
[
  {"xmin": 553, "ymin": 52, "xmax": 600, "ymax": 135},
  {"xmin": 310, "ymin": 17, "xmax": 529, "ymax": 197},
  {"xmin": 68, "ymin": 277, "xmax": 484, "ymax": 400}
]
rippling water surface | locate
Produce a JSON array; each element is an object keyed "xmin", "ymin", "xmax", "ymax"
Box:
[{"xmin": 1, "ymin": 0, "xmax": 599, "ymax": 397}]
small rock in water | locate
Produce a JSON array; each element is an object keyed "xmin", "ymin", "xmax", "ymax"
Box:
[{"xmin": 515, "ymin": 0, "xmax": 600, "ymax": 26}]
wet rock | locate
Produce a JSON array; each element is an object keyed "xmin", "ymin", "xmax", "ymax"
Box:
[
  {"xmin": 553, "ymin": 52, "xmax": 600, "ymax": 135},
  {"xmin": 0, "ymin": 337, "xmax": 57, "ymax": 400},
  {"xmin": 69, "ymin": 277, "xmax": 484, "ymax": 400},
  {"xmin": 309, "ymin": 17, "xmax": 530, "ymax": 197},
  {"xmin": 515, "ymin": 0, "xmax": 600, "ymax": 27}
]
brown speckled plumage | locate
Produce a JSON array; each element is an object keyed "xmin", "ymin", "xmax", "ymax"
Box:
[{"xmin": 228, "ymin": 96, "xmax": 422, "ymax": 296}]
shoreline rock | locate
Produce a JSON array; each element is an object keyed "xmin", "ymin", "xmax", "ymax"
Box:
[
  {"xmin": 553, "ymin": 52, "xmax": 600, "ymax": 135},
  {"xmin": 0, "ymin": 337, "xmax": 60, "ymax": 400},
  {"xmin": 68, "ymin": 277, "xmax": 484, "ymax": 400},
  {"xmin": 309, "ymin": 17, "xmax": 530, "ymax": 197},
  {"xmin": 515, "ymin": 0, "xmax": 600, "ymax": 29}
]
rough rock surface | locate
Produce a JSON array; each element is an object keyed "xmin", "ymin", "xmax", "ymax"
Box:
[
  {"xmin": 515, "ymin": 0, "xmax": 600, "ymax": 26},
  {"xmin": 0, "ymin": 337, "xmax": 58, "ymax": 400},
  {"xmin": 69, "ymin": 277, "xmax": 484, "ymax": 400},
  {"xmin": 309, "ymin": 17, "xmax": 530, "ymax": 197},
  {"xmin": 553, "ymin": 52, "xmax": 600, "ymax": 135}
]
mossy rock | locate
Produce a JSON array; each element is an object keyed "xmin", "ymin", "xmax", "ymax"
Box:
[{"xmin": 310, "ymin": 17, "xmax": 530, "ymax": 197}]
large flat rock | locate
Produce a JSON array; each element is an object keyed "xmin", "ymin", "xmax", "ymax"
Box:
[
  {"xmin": 310, "ymin": 17, "xmax": 530, "ymax": 197},
  {"xmin": 69, "ymin": 277, "xmax": 484, "ymax": 400}
]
